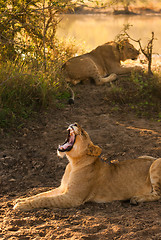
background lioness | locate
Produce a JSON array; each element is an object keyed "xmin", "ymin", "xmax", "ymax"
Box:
[
  {"xmin": 14, "ymin": 123, "xmax": 161, "ymax": 211},
  {"xmin": 63, "ymin": 39, "xmax": 141, "ymax": 85}
]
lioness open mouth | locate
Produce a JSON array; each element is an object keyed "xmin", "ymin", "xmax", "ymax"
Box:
[{"xmin": 58, "ymin": 127, "xmax": 76, "ymax": 152}]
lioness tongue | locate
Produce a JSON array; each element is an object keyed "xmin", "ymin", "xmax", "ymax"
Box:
[
  {"xmin": 59, "ymin": 142, "xmax": 72, "ymax": 151},
  {"xmin": 59, "ymin": 130, "xmax": 75, "ymax": 151}
]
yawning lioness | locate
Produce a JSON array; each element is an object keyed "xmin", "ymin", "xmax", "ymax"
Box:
[{"xmin": 14, "ymin": 123, "xmax": 161, "ymax": 211}]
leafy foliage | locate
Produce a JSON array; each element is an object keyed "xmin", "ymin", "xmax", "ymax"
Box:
[
  {"xmin": 0, "ymin": 0, "xmax": 75, "ymax": 64},
  {"xmin": 0, "ymin": 0, "xmax": 84, "ymax": 128},
  {"xmin": 108, "ymin": 0, "xmax": 136, "ymax": 12}
]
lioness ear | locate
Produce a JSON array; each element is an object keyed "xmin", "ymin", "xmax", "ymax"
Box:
[
  {"xmin": 87, "ymin": 143, "xmax": 102, "ymax": 157},
  {"xmin": 117, "ymin": 38, "xmax": 129, "ymax": 50}
]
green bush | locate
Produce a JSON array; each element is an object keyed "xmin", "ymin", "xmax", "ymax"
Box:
[
  {"xmin": 105, "ymin": 71, "xmax": 161, "ymax": 120},
  {"xmin": 0, "ymin": 39, "xmax": 81, "ymax": 129},
  {"xmin": 0, "ymin": 65, "xmax": 53, "ymax": 127}
]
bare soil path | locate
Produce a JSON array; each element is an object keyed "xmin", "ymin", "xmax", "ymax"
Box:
[{"xmin": 1, "ymin": 84, "xmax": 161, "ymax": 239}]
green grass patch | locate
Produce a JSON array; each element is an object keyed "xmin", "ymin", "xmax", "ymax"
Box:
[
  {"xmin": 105, "ymin": 71, "xmax": 161, "ymax": 120},
  {"xmin": 0, "ymin": 63, "xmax": 68, "ymax": 129}
]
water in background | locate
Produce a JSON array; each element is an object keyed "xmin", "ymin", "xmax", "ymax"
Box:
[{"xmin": 56, "ymin": 14, "xmax": 161, "ymax": 55}]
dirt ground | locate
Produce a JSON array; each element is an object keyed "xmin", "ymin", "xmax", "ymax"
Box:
[{"xmin": 1, "ymin": 83, "xmax": 161, "ymax": 240}]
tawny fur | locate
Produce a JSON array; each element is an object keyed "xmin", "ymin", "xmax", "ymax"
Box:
[
  {"xmin": 63, "ymin": 39, "xmax": 142, "ymax": 85},
  {"xmin": 14, "ymin": 123, "xmax": 161, "ymax": 211}
]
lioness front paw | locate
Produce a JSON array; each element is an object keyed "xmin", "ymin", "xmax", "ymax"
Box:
[{"xmin": 13, "ymin": 200, "xmax": 32, "ymax": 211}]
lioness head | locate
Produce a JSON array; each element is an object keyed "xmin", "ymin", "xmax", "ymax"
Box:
[
  {"xmin": 117, "ymin": 39, "xmax": 139, "ymax": 61},
  {"xmin": 57, "ymin": 123, "xmax": 102, "ymax": 160}
]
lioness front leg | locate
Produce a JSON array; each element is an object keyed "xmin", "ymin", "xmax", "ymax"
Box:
[
  {"xmin": 14, "ymin": 190, "xmax": 83, "ymax": 211},
  {"xmin": 115, "ymin": 65, "xmax": 143, "ymax": 75},
  {"xmin": 13, "ymin": 187, "xmax": 62, "ymax": 211}
]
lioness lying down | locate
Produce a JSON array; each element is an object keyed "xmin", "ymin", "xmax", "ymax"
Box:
[
  {"xmin": 14, "ymin": 123, "xmax": 161, "ymax": 211},
  {"xmin": 63, "ymin": 39, "xmax": 141, "ymax": 85}
]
